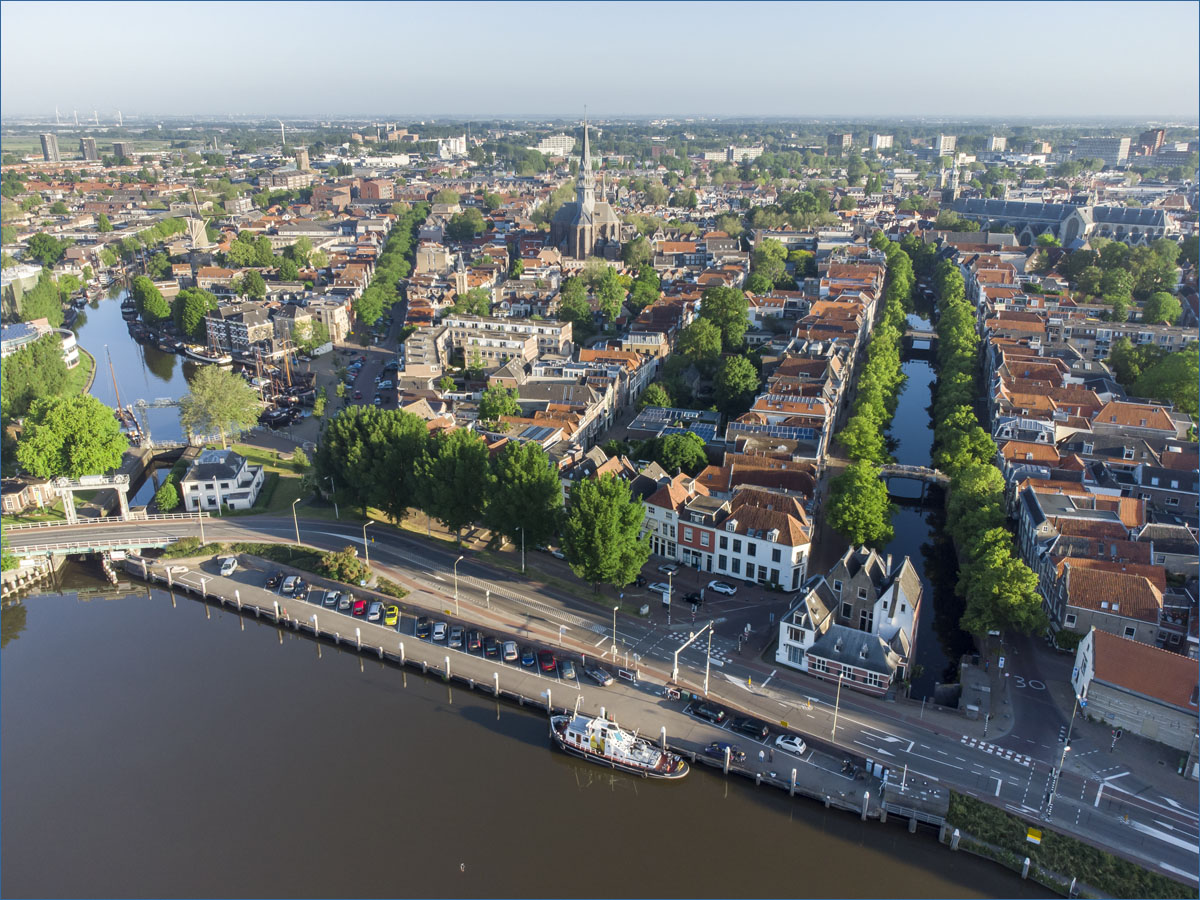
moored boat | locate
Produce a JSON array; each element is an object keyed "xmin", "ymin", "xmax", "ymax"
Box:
[
  {"xmin": 183, "ymin": 345, "xmax": 233, "ymax": 366},
  {"xmin": 550, "ymin": 714, "xmax": 688, "ymax": 779}
]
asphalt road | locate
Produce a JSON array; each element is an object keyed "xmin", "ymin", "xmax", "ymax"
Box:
[{"xmin": 9, "ymin": 514, "xmax": 1197, "ymax": 884}]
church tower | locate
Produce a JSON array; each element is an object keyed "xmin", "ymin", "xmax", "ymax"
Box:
[{"xmin": 577, "ymin": 117, "xmax": 596, "ymax": 222}]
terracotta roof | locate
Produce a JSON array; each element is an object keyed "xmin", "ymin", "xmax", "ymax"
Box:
[
  {"xmin": 1000, "ymin": 440, "xmax": 1062, "ymax": 465},
  {"xmin": 1093, "ymin": 401, "xmax": 1175, "ymax": 433},
  {"xmin": 1065, "ymin": 567, "xmax": 1162, "ymax": 623},
  {"xmin": 1090, "ymin": 629, "xmax": 1198, "ymax": 711},
  {"xmin": 1056, "ymin": 556, "xmax": 1167, "ymax": 592}
]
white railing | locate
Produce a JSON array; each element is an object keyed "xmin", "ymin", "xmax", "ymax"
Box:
[
  {"xmin": 3, "ymin": 513, "xmax": 208, "ymax": 531},
  {"xmin": 11, "ymin": 537, "xmax": 181, "ymax": 555}
]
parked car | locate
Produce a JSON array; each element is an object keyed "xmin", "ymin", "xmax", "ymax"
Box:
[
  {"xmin": 448, "ymin": 625, "xmax": 464, "ymax": 649},
  {"xmin": 690, "ymin": 702, "xmax": 728, "ymax": 725},
  {"xmin": 367, "ymin": 601, "xmax": 383, "ymax": 622},
  {"xmin": 323, "ymin": 591, "xmax": 340, "ymax": 608},
  {"xmin": 729, "ymin": 717, "xmax": 770, "ymax": 741},
  {"xmin": 466, "ymin": 630, "xmax": 483, "ymax": 653},
  {"xmin": 633, "ymin": 575, "xmax": 647, "ymax": 587},
  {"xmin": 416, "ymin": 616, "xmax": 432, "ymax": 639},
  {"xmin": 352, "ymin": 599, "xmax": 367, "ymax": 617},
  {"xmin": 550, "ymin": 547, "xmax": 566, "ymax": 560},
  {"xmin": 502, "ymin": 640, "xmax": 519, "ymax": 662},
  {"xmin": 483, "ymin": 636, "xmax": 501, "ymax": 659},
  {"xmin": 265, "ymin": 572, "xmax": 283, "ymax": 590},
  {"xmin": 657, "ymin": 563, "xmax": 680, "ymax": 575},
  {"xmin": 774, "ymin": 734, "xmax": 807, "ymax": 756},
  {"xmin": 432, "ymin": 622, "xmax": 448, "ymax": 642},
  {"xmin": 703, "ymin": 741, "xmax": 746, "ymax": 763},
  {"xmin": 537, "ymin": 650, "xmax": 556, "ymax": 672},
  {"xmin": 584, "ymin": 666, "xmax": 613, "ymax": 686},
  {"xmin": 353, "ymin": 390, "xmax": 362, "ymax": 400},
  {"xmin": 337, "ymin": 594, "xmax": 352, "ymax": 612},
  {"xmin": 281, "ymin": 576, "xmax": 300, "ymax": 596},
  {"xmin": 558, "ymin": 659, "xmax": 577, "ymax": 680},
  {"xmin": 647, "ymin": 581, "xmax": 674, "ymax": 595},
  {"xmin": 520, "ymin": 646, "xmax": 537, "ymax": 668},
  {"xmin": 683, "ymin": 591, "xmax": 703, "ymax": 606},
  {"xmin": 385, "ymin": 606, "xmax": 400, "ymax": 627},
  {"xmin": 707, "ymin": 580, "xmax": 738, "ymax": 596}
]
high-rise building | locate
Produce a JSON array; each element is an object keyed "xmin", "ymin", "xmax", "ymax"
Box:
[
  {"xmin": 987, "ymin": 135, "xmax": 1007, "ymax": 152},
  {"xmin": 935, "ymin": 134, "xmax": 957, "ymax": 155},
  {"xmin": 112, "ymin": 141, "xmax": 134, "ymax": 161},
  {"xmin": 294, "ymin": 148, "xmax": 310, "ymax": 171},
  {"xmin": 1074, "ymin": 137, "xmax": 1131, "ymax": 167},
  {"xmin": 534, "ymin": 134, "xmax": 576, "ymax": 157},
  {"xmin": 827, "ymin": 132, "xmax": 853, "ymax": 152},
  {"xmin": 869, "ymin": 134, "xmax": 893, "ymax": 151},
  {"xmin": 39, "ymin": 133, "xmax": 60, "ymax": 162},
  {"xmin": 79, "ymin": 137, "xmax": 99, "ymax": 161},
  {"xmin": 1137, "ymin": 128, "xmax": 1166, "ymax": 154}
]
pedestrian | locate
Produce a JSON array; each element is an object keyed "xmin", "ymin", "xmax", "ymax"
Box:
[
  {"xmin": 759, "ymin": 749, "xmax": 765, "ymax": 764},
  {"xmin": 769, "ymin": 748, "xmax": 774, "ymax": 762}
]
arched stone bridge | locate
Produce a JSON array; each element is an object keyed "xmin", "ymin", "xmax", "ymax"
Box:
[{"xmin": 880, "ymin": 464, "xmax": 951, "ymax": 487}]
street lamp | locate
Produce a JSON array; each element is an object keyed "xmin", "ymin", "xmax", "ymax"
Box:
[
  {"xmin": 520, "ymin": 526, "xmax": 525, "ymax": 574},
  {"xmin": 1047, "ymin": 743, "xmax": 1071, "ymax": 820},
  {"xmin": 291, "ymin": 498, "xmax": 301, "ymax": 546},
  {"xmin": 325, "ymin": 476, "xmax": 338, "ymax": 519},
  {"xmin": 612, "ymin": 605, "xmax": 619, "ymax": 658},
  {"xmin": 362, "ymin": 520, "xmax": 374, "ymax": 572},
  {"xmin": 831, "ymin": 671, "xmax": 844, "ymax": 740},
  {"xmin": 453, "ymin": 555, "xmax": 464, "ymax": 616}
]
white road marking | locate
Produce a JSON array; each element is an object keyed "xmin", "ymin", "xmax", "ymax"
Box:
[
  {"xmin": 761, "ymin": 668, "xmax": 777, "ymax": 688},
  {"xmin": 1161, "ymin": 863, "xmax": 1199, "ymax": 885},
  {"xmin": 994, "ymin": 777, "xmax": 1002, "ymax": 797},
  {"xmin": 853, "ymin": 741, "xmax": 894, "ymax": 757},
  {"xmin": 1102, "ymin": 771, "xmax": 1130, "ymax": 782},
  {"xmin": 1129, "ymin": 820, "xmax": 1200, "ymax": 854},
  {"xmin": 907, "ymin": 752, "xmax": 964, "ymax": 771}
]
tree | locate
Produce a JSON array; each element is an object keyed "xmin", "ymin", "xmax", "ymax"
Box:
[
  {"xmin": 16, "ymin": 271, "xmax": 65, "ymax": 326},
  {"xmin": 131, "ymin": 275, "xmax": 170, "ymax": 324},
  {"xmin": 629, "ymin": 265, "xmax": 660, "ymax": 312},
  {"xmin": 178, "ymin": 365, "xmax": 261, "ymax": 448},
  {"xmin": 557, "ymin": 278, "xmax": 593, "ymax": 331},
  {"xmin": 95, "ymin": 213, "xmax": 112, "ymax": 233},
  {"xmin": 826, "ymin": 461, "xmax": 893, "ymax": 546},
  {"xmin": 446, "ymin": 208, "xmax": 486, "ymax": 241},
  {"xmin": 418, "ymin": 428, "xmax": 491, "ymax": 541},
  {"xmin": 483, "ymin": 441, "xmax": 564, "ymax": 550},
  {"xmin": 699, "ymin": 285, "xmax": 749, "ymax": 350},
  {"xmin": 714, "ymin": 213, "xmax": 743, "ymax": 238},
  {"xmin": 17, "ymin": 395, "xmax": 128, "ymax": 479},
  {"xmin": 477, "ymin": 384, "xmax": 520, "ymax": 426},
  {"xmin": 241, "ymin": 270, "xmax": 266, "ymax": 299},
  {"xmin": 314, "ymin": 407, "xmax": 429, "ymax": 519},
  {"xmin": 595, "ymin": 266, "xmax": 625, "ymax": 320},
  {"xmin": 318, "ymin": 546, "xmax": 369, "ymax": 584},
  {"xmin": 145, "ymin": 252, "xmax": 170, "ymax": 280},
  {"xmin": 1133, "ymin": 347, "xmax": 1199, "ymax": 420},
  {"xmin": 1141, "ymin": 291, "xmax": 1182, "ymax": 325},
  {"xmin": 436, "ymin": 375, "xmax": 456, "ymax": 393},
  {"xmin": 434, "ymin": 188, "xmax": 460, "ymax": 205},
  {"xmin": 290, "ymin": 236, "xmax": 313, "ymax": 267},
  {"xmin": 292, "ymin": 319, "xmax": 331, "ymax": 355},
  {"xmin": 837, "ymin": 413, "xmax": 885, "ymax": 465},
  {"xmin": 751, "ymin": 238, "xmax": 788, "ymax": 286},
  {"xmin": 714, "ymin": 355, "xmax": 759, "ymax": 415},
  {"xmin": 638, "ymin": 382, "xmax": 671, "ymax": 410},
  {"xmin": 676, "ymin": 319, "xmax": 722, "ymax": 370},
  {"xmin": 26, "ymin": 232, "xmax": 70, "ymax": 265},
  {"xmin": 648, "ymin": 432, "xmax": 708, "ymax": 474},
  {"xmin": 450, "ymin": 287, "xmax": 491, "ymax": 317},
  {"xmin": 560, "ymin": 474, "xmax": 651, "ymax": 591},
  {"xmin": 277, "ymin": 257, "xmax": 299, "ymax": 282},
  {"xmin": 745, "ymin": 272, "xmax": 773, "ymax": 294},
  {"xmin": 621, "ymin": 236, "xmax": 652, "ymax": 268},
  {"xmin": 154, "ymin": 478, "xmax": 180, "ymax": 512},
  {"xmin": 171, "ymin": 287, "xmax": 218, "ymax": 340},
  {"xmin": 1, "ymin": 332, "xmax": 71, "ymax": 422}
]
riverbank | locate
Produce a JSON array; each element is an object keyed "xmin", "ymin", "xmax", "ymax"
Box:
[{"xmin": 67, "ymin": 346, "xmax": 96, "ymax": 397}]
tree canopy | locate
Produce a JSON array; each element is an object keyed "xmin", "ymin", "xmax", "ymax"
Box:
[
  {"xmin": 560, "ymin": 474, "xmax": 651, "ymax": 591},
  {"xmin": 179, "ymin": 365, "xmax": 261, "ymax": 448},
  {"xmin": 699, "ymin": 285, "xmax": 749, "ymax": 350},
  {"xmin": 477, "ymin": 384, "xmax": 520, "ymax": 426},
  {"xmin": 17, "ymin": 395, "xmax": 128, "ymax": 479},
  {"xmin": 482, "ymin": 440, "xmax": 564, "ymax": 550}
]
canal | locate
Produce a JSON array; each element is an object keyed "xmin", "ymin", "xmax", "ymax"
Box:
[
  {"xmin": 1, "ymin": 574, "xmax": 1045, "ymax": 899},
  {"xmin": 883, "ymin": 313, "xmax": 974, "ymax": 699},
  {"xmin": 72, "ymin": 288, "xmax": 196, "ymax": 504}
]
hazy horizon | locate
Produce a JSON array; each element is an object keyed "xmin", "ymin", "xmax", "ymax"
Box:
[{"xmin": 2, "ymin": 1, "xmax": 1197, "ymax": 120}]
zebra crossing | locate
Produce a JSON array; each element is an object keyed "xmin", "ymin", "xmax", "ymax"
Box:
[{"xmin": 962, "ymin": 734, "xmax": 1033, "ymax": 767}]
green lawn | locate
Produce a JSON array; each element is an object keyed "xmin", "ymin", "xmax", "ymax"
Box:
[
  {"xmin": 208, "ymin": 443, "xmax": 307, "ymax": 517},
  {"xmin": 67, "ymin": 348, "xmax": 96, "ymax": 398},
  {"xmin": 1, "ymin": 500, "xmax": 68, "ymax": 529}
]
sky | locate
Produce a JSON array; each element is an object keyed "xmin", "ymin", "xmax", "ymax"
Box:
[{"xmin": 2, "ymin": 1, "xmax": 1197, "ymax": 120}]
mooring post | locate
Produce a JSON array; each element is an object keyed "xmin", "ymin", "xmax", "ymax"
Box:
[
  {"xmin": 909, "ymin": 817, "xmax": 917, "ymax": 833},
  {"xmin": 493, "ymin": 671, "xmax": 499, "ymax": 696},
  {"xmin": 399, "ymin": 642, "xmax": 405, "ymax": 665},
  {"xmin": 723, "ymin": 746, "xmax": 731, "ymax": 775},
  {"xmin": 790, "ymin": 768, "xmax": 797, "ymax": 797},
  {"xmin": 1021, "ymin": 858, "xmax": 1030, "ymax": 880},
  {"xmin": 546, "ymin": 689, "xmax": 552, "ymax": 713},
  {"xmin": 235, "ymin": 589, "xmax": 241, "ymax": 610},
  {"xmin": 660, "ymin": 726, "xmax": 667, "ymax": 751},
  {"xmin": 950, "ymin": 828, "xmax": 960, "ymax": 850},
  {"xmin": 444, "ymin": 655, "xmax": 450, "ymax": 680},
  {"xmin": 861, "ymin": 791, "xmax": 869, "ymax": 821},
  {"xmin": 356, "ymin": 627, "xmax": 361, "ymax": 650}
]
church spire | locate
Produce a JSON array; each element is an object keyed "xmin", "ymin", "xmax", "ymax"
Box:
[{"xmin": 577, "ymin": 113, "xmax": 595, "ymax": 218}]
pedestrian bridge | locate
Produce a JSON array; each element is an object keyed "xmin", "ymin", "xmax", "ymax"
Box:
[{"xmin": 879, "ymin": 464, "xmax": 950, "ymax": 486}]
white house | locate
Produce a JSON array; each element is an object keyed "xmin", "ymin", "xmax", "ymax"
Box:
[{"xmin": 179, "ymin": 449, "xmax": 265, "ymax": 512}]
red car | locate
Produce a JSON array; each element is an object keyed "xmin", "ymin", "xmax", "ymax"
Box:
[
  {"xmin": 352, "ymin": 599, "xmax": 367, "ymax": 617},
  {"xmin": 537, "ymin": 650, "xmax": 557, "ymax": 672},
  {"xmin": 353, "ymin": 390, "xmax": 362, "ymax": 400}
]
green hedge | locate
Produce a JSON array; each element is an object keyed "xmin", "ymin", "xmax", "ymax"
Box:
[
  {"xmin": 374, "ymin": 577, "xmax": 409, "ymax": 600},
  {"xmin": 948, "ymin": 792, "xmax": 1197, "ymax": 899}
]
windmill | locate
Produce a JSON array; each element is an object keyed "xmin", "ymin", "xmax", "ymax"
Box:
[{"xmin": 186, "ymin": 187, "xmax": 212, "ymax": 251}]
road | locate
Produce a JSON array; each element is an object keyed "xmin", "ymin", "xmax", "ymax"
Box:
[{"xmin": 8, "ymin": 515, "xmax": 1198, "ymax": 885}]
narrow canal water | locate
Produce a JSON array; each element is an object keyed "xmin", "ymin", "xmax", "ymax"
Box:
[
  {"xmin": 2, "ymin": 573, "xmax": 1046, "ymax": 899},
  {"xmin": 884, "ymin": 313, "xmax": 975, "ymax": 699},
  {"xmin": 72, "ymin": 288, "xmax": 197, "ymax": 503}
]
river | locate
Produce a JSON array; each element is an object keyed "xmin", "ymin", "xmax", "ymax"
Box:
[
  {"xmin": 883, "ymin": 314, "xmax": 975, "ymax": 699},
  {"xmin": 1, "ymin": 569, "xmax": 1045, "ymax": 899}
]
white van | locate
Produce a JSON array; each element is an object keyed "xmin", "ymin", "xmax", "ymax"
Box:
[{"xmin": 219, "ymin": 557, "xmax": 238, "ymax": 576}]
